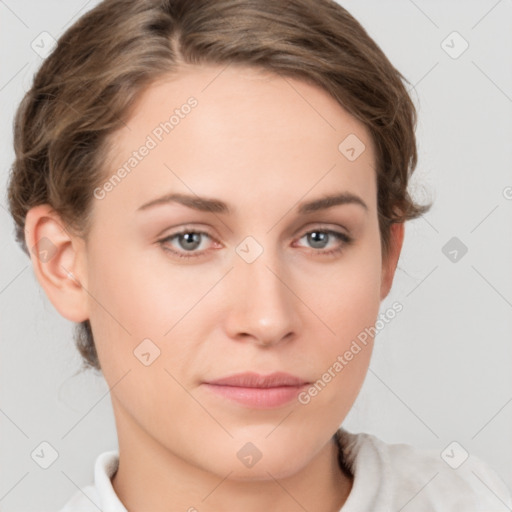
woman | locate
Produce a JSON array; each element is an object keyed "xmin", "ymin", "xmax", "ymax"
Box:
[{"xmin": 7, "ymin": 0, "xmax": 511, "ymax": 510}]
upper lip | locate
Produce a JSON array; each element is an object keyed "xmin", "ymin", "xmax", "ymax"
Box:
[{"xmin": 204, "ymin": 371, "xmax": 310, "ymax": 388}]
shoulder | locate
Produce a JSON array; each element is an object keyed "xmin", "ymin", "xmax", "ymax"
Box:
[{"xmin": 337, "ymin": 428, "xmax": 512, "ymax": 511}]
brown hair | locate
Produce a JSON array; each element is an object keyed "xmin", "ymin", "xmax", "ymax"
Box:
[{"xmin": 7, "ymin": 0, "xmax": 431, "ymax": 372}]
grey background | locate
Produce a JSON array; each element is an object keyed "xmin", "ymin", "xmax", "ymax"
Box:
[{"xmin": 1, "ymin": 1, "xmax": 511, "ymax": 510}]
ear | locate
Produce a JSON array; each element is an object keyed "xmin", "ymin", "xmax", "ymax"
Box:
[
  {"xmin": 380, "ymin": 222, "xmax": 404, "ymax": 300},
  {"xmin": 24, "ymin": 204, "xmax": 89, "ymax": 323}
]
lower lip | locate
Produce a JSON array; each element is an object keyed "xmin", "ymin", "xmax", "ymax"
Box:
[{"xmin": 202, "ymin": 383, "xmax": 309, "ymax": 409}]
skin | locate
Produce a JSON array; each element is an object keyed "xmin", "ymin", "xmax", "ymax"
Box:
[{"xmin": 25, "ymin": 64, "xmax": 404, "ymax": 512}]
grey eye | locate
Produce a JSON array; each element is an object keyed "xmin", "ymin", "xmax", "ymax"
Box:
[
  {"xmin": 176, "ymin": 232, "xmax": 203, "ymax": 251},
  {"xmin": 306, "ymin": 231, "xmax": 330, "ymax": 249}
]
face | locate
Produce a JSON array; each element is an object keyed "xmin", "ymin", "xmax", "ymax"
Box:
[{"xmin": 70, "ymin": 65, "xmax": 399, "ymax": 479}]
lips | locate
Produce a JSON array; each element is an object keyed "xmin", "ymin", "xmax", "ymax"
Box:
[
  {"xmin": 204, "ymin": 371, "xmax": 310, "ymax": 388},
  {"xmin": 202, "ymin": 372, "xmax": 311, "ymax": 409}
]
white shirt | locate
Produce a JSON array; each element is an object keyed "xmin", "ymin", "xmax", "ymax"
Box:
[{"xmin": 59, "ymin": 428, "xmax": 512, "ymax": 511}]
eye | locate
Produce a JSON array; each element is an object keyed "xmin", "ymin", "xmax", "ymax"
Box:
[
  {"xmin": 295, "ymin": 228, "xmax": 352, "ymax": 256},
  {"xmin": 159, "ymin": 228, "xmax": 216, "ymax": 259}
]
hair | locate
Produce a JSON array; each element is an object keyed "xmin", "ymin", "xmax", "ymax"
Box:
[{"xmin": 7, "ymin": 0, "xmax": 431, "ymax": 372}]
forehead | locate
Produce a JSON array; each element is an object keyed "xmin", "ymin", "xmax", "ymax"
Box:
[
  {"xmin": 121, "ymin": 64, "xmax": 372, "ymax": 147},
  {"xmin": 100, "ymin": 64, "xmax": 377, "ymax": 218}
]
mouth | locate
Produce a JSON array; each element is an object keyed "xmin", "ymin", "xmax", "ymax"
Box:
[{"xmin": 202, "ymin": 371, "xmax": 311, "ymax": 409}]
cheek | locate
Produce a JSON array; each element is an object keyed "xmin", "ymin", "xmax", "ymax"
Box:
[
  {"xmin": 316, "ymin": 271, "xmax": 380, "ymax": 376},
  {"xmin": 85, "ymin": 241, "xmax": 217, "ymax": 373},
  {"xmin": 296, "ymin": 267, "xmax": 380, "ymax": 423},
  {"xmin": 87, "ymin": 241, "xmax": 185, "ymax": 331},
  {"xmin": 298, "ymin": 231, "xmax": 383, "ymax": 398},
  {"xmin": 300, "ymin": 232, "xmax": 383, "ymax": 341}
]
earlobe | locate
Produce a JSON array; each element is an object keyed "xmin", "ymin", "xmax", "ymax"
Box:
[
  {"xmin": 380, "ymin": 222, "xmax": 405, "ymax": 300},
  {"xmin": 24, "ymin": 204, "xmax": 89, "ymax": 323}
]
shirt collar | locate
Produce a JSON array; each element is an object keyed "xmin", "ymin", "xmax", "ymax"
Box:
[{"xmin": 94, "ymin": 450, "xmax": 127, "ymax": 511}]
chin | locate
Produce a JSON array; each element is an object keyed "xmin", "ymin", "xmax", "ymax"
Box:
[
  {"xmin": 226, "ymin": 457, "xmax": 304, "ymax": 482},
  {"xmin": 205, "ymin": 437, "xmax": 312, "ymax": 482}
]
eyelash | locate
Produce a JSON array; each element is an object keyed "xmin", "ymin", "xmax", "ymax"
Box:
[{"xmin": 158, "ymin": 227, "xmax": 353, "ymax": 260}]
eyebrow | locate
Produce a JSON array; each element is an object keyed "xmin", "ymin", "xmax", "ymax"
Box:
[{"xmin": 137, "ymin": 191, "xmax": 368, "ymax": 215}]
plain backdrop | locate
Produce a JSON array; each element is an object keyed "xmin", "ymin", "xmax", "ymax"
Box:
[{"xmin": 1, "ymin": 1, "xmax": 511, "ymax": 510}]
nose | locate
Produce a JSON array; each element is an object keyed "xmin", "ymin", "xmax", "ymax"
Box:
[{"xmin": 223, "ymin": 251, "xmax": 302, "ymax": 347}]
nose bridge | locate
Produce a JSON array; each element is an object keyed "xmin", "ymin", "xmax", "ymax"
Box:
[{"xmin": 225, "ymin": 238, "xmax": 301, "ymax": 345}]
